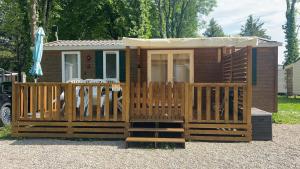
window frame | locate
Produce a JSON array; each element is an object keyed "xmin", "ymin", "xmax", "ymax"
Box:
[
  {"xmin": 103, "ymin": 50, "xmax": 119, "ymax": 81},
  {"xmin": 61, "ymin": 51, "xmax": 81, "ymax": 82},
  {"xmin": 147, "ymin": 50, "xmax": 194, "ymax": 83}
]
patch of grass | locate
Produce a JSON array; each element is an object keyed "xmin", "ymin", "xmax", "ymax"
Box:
[
  {"xmin": 273, "ymin": 96, "xmax": 300, "ymax": 124},
  {"xmin": 0, "ymin": 125, "xmax": 12, "ymax": 139}
]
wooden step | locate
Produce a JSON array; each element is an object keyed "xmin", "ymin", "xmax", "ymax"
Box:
[
  {"xmin": 126, "ymin": 137, "xmax": 185, "ymax": 143},
  {"xmin": 128, "ymin": 128, "xmax": 184, "ymax": 133}
]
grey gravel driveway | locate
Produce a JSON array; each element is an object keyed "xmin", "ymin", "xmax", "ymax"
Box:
[{"xmin": 0, "ymin": 124, "xmax": 299, "ymax": 169}]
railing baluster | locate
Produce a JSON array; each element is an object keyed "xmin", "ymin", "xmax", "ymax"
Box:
[
  {"xmin": 47, "ymin": 85, "xmax": 52, "ymax": 120},
  {"xmin": 24, "ymin": 85, "xmax": 28, "ymax": 120},
  {"xmin": 56, "ymin": 85, "xmax": 61, "ymax": 120},
  {"xmin": 105, "ymin": 83, "xmax": 110, "ymax": 121},
  {"xmin": 215, "ymin": 86, "xmax": 220, "ymax": 121},
  {"xmin": 96, "ymin": 85, "xmax": 101, "ymax": 121},
  {"xmin": 32, "ymin": 85, "xmax": 37, "ymax": 120},
  {"xmin": 168, "ymin": 83, "xmax": 172, "ymax": 120},
  {"xmin": 243, "ymin": 86, "xmax": 247, "ymax": 123},
  {"xmin": 40, "ymin": 85, "xmax": 44, "ymax": 120},
  {"xmin": 224, "ymin": 86, "xmax": 229, "ymax": 122},
  {"xmin": 142, "ymin": 82, "xmax": 147, "ymax": 119},
  {"xmin": 149, "ymin": 83, "xmax": 153, "ymax": 118},
  {"xmin": 206, "ymin": 87, "xmax": 211, "ymax": 121},
  {"xmin": 197, "ymin": 86, "xmax": 202, "ymax": 121},
  {"xmin": 113, "ymin": 90, "xmax": 118, "ymax": 121},
  {"xmin": 88, "ymin": 86, "xmax": 93, "ymax": 121},
  {"xmin": 80, "ymin": 85, "xmax": 84, "ymax": 121},
  {"xmin": 233, "ymin": 86, "xmax": 238, "ymax": 122}
]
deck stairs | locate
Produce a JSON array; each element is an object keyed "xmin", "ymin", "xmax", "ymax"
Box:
[{"xmin": 125, "ymin": 120, "xmax": 185, "ymax": 148}]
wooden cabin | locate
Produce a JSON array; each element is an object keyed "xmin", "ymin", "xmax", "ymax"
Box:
[
  {"xmin": 11, "ymin": 37, "xmax": 281, "ymax": 146},
  {"xmin": 278, "ymin": 65, "xmax": 287, "ymax": 95},
  {"xmin": 285, "ymin": 59, "xmax": 300, "ymax": 96}
]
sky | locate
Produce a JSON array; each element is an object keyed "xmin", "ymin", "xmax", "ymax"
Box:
[{"xmin": 205, "ymin": 0, "xmax": 296, "ymax": 64}]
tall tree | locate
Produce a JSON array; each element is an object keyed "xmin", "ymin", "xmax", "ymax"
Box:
[
  {"xmin": 240, "ymin": 15, "xmax": 270, "ymax": 39},
  {"xmin": 283, "ymin": 0, "xmax": 299, "ymax": 66},
  {"xmin": 153, "ymin": 0, "xmax": 216, "ymax": 38},
  {"xmin": 0, "ymin": 0, "xmax": 32, "ymax": 79},
  {"xmin": 203, "ymin": 18, "xmax": 225, "ymax": 37}
]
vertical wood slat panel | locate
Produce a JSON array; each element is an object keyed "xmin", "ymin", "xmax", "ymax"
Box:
[
  {"xmin": 206, "ymin": 87, "xmax": 211, "ymax": 121},
  {"xmin": 40, "ymin": 85, "xmax": 44, "ymax": 120},
  {"xmin": 88, "ymin": 86, "xmax": 93, "ymax": 121},
  {"xmin": 47, "ymin": 86, "xmax": 52, "ymax": 120},
  {"xmin": 224, "ymin": 86, "xmax": 229, "ymax": 122},
  {"xmin": 96, "ymin": 85, "xmax": 101, "ymax": 121},
  {"xmin": 23, "ymin": 85, "xmax": 28, "ymax": 120},
  {"xmin": 16, "ymin": 85, "xmax": 21, "ymax": 120},
  {"xmin": 105, "ymin": 83, "xmax": 110, "ymax": 121},
  {"xmin": 233, "ymin": 86, "xmax": 238, "ymax": 122},
  {"xmin": 197, "ymin": 86, "xmax": 202, "ymax": 121},
  {"xmin": 215, "ymin": 86, "xmax": 220, "ymax": 121},
  {"xmin": 56, "ymin": 85, "xmax": 61, "ymax": 120},
  {"xmin": 113, "ymin": 91, "xmax": 118, "ymax": 121},
  {"xmin": 80, "ymin": 86, "xmax": 84, "ymax": 121}
]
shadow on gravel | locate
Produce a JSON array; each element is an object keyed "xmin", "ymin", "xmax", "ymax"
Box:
[{"xmin": 9, "ymin": 139, "xmax": 125, "ymax": 149}]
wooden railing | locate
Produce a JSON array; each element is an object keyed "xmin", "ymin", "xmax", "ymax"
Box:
[
  {"xmin": 130, "ymin": 82, "xmax": 185, "ymax": 121},
  {"xmin": 13, "ymin": 82, "xmax": 128, "ymax": 122},
  {"xmin": 187, "ymin": 83, "xmax": 248, "ymax": 123},
  {"xmin": 72, "ymin": 83, "xmax": 127, "ymax": 121}
]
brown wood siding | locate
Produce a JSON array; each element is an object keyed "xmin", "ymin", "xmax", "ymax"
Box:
[
  {"xmin": 39, "ymin": 51, "xmax": 61, "ymax": 82},
  {"xmin": 252, "ymin": 47, "xmax": 278, "ymax": 112},
  {"xmin": 194, "ymin": 48, "xmax": 222, "ymax": 82}
]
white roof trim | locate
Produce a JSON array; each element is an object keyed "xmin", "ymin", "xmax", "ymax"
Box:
[
  {"xmin": 123, "ymin": 37, "xmax": 261, "ymax": 48},
  {"xmin": 44, "ymin": 45, "xmax": 124, "ymax": 51}
]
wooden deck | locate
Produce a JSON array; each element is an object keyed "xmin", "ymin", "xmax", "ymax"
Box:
[{"xmin": 11, "ymin": 46, "xmax": 252, "ymax": 143}]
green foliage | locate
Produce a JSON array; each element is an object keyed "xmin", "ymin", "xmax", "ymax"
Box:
[
  {"xmin": 0, "ymin": 0, "xmax": 32, "ymax": 74},
  {"xmin": 0, "ymin": 125, "xmax": 11, "ymax": 139},
  {"xmin": 240, "ymin": 15, "xmax": 270, "ymax": 39},
  {"xmin": 203, "ymin": 18, "xmax": 225, "ymax": 37},
  {"xmin": 273, "ymin": 96, "xmax": 300, "ymax": 124},
  {"xmin": 153, "ymin": 0, "xmax": 216, "ymax": 38},
  {"xmin": 283, "ymin": 0, "xmax": 299, "ymax": 66}
]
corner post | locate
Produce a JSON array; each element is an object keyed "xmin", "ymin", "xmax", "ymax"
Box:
[
  {"xmin": 11, "ymin": 82, "xmax": 18, "ymax": 136},
  {"xmin": 125, "ymin": 46, "xmax": 131, "ymax": 137},
  {"xmin": 246, "ymin": 46, "xmax": 253, "ymax": 141}
]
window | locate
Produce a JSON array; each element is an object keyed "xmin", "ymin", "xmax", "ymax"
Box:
[
  {"xmin": 103, "ymin": 51, "xmax": 119, "ymax": 80},
  {"xmin": 62, "ymin": 51, "xmax": 81, "ymax": 82},
  {"xmin": 147, "ymin": 50, "xmax": 193, "ymax": 83}
]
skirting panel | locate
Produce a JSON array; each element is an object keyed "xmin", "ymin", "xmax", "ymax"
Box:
[
  {"xmin": 12, "ymin": 121, "xmax": 126, "ymax": 139},
  {"xmin": 186, "ymin": 123, "xmax": 251, "ymax": 142}
]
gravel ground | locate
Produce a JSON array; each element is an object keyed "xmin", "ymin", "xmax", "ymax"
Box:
[{"xmin": 0, "ymin": 124, "xmax": 299, "ymax": 169}]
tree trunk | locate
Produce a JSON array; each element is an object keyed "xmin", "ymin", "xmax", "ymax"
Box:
[{"xmin": 30, "ymin": 0, "xmax": 38, "ymax": 43}]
